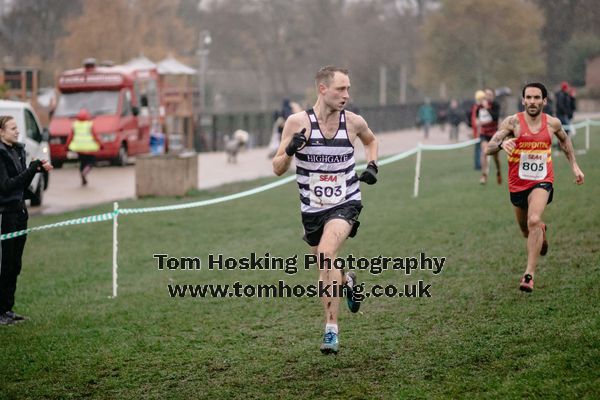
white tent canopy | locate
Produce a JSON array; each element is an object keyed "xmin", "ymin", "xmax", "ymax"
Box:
[
  {"xmin": 157, "ymin": 57, "xmax": 197, "ymax": 75},
  {"xmin": 124, "ymin": 55, "xmax": 157, "ymax": 70}
]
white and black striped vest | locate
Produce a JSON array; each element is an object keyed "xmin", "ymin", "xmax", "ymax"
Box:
[{"xmin": 295, "ymin": 109, "xmax": 361, "ymax": 214}]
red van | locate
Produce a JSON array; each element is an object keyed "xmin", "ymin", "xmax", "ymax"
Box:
[{"xmin": 49, "ymin": 59, "xmax": 162, "ymax": 167}]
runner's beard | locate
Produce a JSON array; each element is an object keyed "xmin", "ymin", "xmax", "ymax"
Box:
[{"xmin": 526, "ymin": 105, "xmax": 542, "ymax": 117}]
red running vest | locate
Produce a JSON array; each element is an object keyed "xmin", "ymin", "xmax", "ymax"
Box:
[{"xmin": 507, "ymin": 112, "xmax": 554, "ymax": 193}]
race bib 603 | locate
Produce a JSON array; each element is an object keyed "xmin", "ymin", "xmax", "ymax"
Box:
[{"xmin": 308, "ymin": 173, "xmax": 346, "ymax": 207}]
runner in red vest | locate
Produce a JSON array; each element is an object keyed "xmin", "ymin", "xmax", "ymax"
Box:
[{"xmin": 486, "ymin": 83, "xmax": 584, "ymax": 292}]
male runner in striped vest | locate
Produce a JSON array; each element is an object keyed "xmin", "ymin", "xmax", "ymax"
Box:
[
  {"xmin": 273, "ymin": 66, "xmax": 378, "ymax": 354},
  {"xmin": 486, "ymin": 83, "xmax": 584, "ymax": 292}
]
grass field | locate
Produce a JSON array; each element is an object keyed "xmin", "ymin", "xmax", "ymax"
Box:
[{"xmin": 1, "ymin": 131, "xmax": 599, "ymax": 399}]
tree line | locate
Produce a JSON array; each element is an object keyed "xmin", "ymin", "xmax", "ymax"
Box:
[{"xmin": 1, "ymin": 0, "xmax": 599, "ymax": 110}]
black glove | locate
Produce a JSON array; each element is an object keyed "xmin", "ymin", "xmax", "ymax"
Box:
[
  {"xmin": 29, "ymin": 159, "xmax": 43, "ymax": 172},
  {"xmin": 285, "ymin": 128, "xmax": 307, "ymax": 156},
  {"xmin": 359, "ymin": 161, "xmax": 378, "ymax": 185}
]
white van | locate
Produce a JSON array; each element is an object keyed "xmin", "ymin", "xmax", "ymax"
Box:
[{"xmin": 0, "ymin": 100, "xmax": 51, "ymax": 206}]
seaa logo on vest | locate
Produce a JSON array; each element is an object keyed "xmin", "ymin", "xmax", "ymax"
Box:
[{"xmin": 320, "ymin": 175, "xmax": 338, "ymax": 182}]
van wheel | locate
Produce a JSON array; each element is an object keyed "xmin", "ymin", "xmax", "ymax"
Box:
[
  {"xmin": 30, "ymin": 175, "xmax": 45, "ymax": 206},
  {"xmin": 113, "ymin": 144, "xmax": 129, "ymax": 166}
]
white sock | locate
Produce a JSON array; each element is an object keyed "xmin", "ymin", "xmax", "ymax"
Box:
[
  {"xmin": 345, "ymin": 272, "xmax": 354, "ymax": 288},
  {"xmin": 325, "ymin": 323, "xmax": 338, "ymax": 334}
]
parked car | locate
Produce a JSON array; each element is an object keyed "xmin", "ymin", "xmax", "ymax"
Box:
[{"xmin": 0, "ymin": 100, "xmax": 51, "ymax": 206}]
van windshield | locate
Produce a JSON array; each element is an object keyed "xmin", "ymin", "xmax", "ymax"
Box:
[{"xmin": 54, "ymin": 91, "xmax": 120, "ymax": 117}]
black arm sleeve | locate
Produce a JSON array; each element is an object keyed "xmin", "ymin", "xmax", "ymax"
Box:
[{"xmin": 0, "ymin": 160, "xmax": 40, "ymax": 195}]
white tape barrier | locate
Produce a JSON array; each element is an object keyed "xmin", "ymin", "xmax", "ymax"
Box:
[
  {"xmin": 0, "ymin": 118, "xmax": 593, "ymax": 297},
  {"xmin": 0, "ymin": 149, "xmax": 422, "ymax": 243},
  {"xmin": 5, "ymin": 118, "xmax": 599, "ymax": 244},
  {"xmin": 413, "ymin": 139, "xmax": 481, "ymax": 198},
  {"xmin": 0, "ymin": 177, "xmax": 295, "ymax": 242},
  {"xmin": 410, "ymin": 118, "xmax": 599, "ymax": 198},
  {"xmin": 420, "ymin": 138, "xmax": 481, "ymax": 151},
  {"xmin": 573, "ymin": 118, "xmax": 600, "ymax": 152},
  {"xmin": 0, "ymin": 212, "xmax": 115, "ymax": 241},
  {"xmin": 377, "ymin": 147, "xmax": 419, "ymax": 166},
  {"xmin": 118, "ymin": 175, "xmax": 296, "ymax": 215},
  {"xmin": 4, "ymin": 119, "xmax": 598, "ymax": 243}
]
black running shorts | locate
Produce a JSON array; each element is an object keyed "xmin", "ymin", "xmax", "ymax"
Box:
[
  {"xmin": 510, "ymin": 182, "xmax": 553, "ymax": 210},
  {"xmin": 301, "ymin": 201, "xmax": 363, "ymax": 246}
]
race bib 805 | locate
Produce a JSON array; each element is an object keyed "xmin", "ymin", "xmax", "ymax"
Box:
[{"xmin": 519, "ymin": 152, "xmax": 547, "ymax": 181}]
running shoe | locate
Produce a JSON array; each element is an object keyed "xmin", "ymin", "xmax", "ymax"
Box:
[
  {"xmin": 540, "ymin": 224, "xmax": 548, "ymax": 256},
  {"xmin": 519, "ymin": 274, "xmax": 534, "ymax": 292},
  {"xmin": 0, "ymin": 313, "xmax": 15, "ymax": 326},
  {"xmin": 320, "ymin": 331, "xmax": 339, "ymax": 355},
  {"xmin": 5, "ymin": 311, "xmax": 27, "ymax": 322},
  {"xmin": 345, "ymin": 271, "xmax": 361, "ymax": 313},
  {"xmin": 479, "ymin": 173, "xmax": 487, "ymax": 185}
]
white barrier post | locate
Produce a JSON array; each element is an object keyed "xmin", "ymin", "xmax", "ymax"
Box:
[
  {"xmin": 586, "ymin": 119, "xmax": 590, "ymax": 151},
  {"xmin": 112, "ymin": 202, "xmax": 119, "ymax": 298},
  {"xmin": 413, "ymin": 143, "xmax": 422, "ymax": 198}
]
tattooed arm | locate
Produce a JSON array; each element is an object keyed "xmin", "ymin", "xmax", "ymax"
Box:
[
  {"xmin": 486, "ymin": 115, "xmax": 517, "ymax": 155},
  {"xmin": 549, "ymin": 116, "xmax": 585, "ymax": 184}
]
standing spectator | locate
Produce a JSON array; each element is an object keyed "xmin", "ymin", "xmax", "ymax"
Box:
[
  {"xmin": 543, "ymin": 93, "xmax": 554, "ymax": 116},
  {"xmin": 470, "ymin": 90, "xmax": 486, "ymax": 170},
  {"xmin": 68, "ymin": 109, "xmax": 99, "ymax": 186},
  {"xmin": 149, "ymin": 120, "xmax": 165, "ymax": 155},
  {"xmin": 569, "ymin": 86, "xmax": 577, "ymax": 120},
  {"xmin": 269, "ymin": 101, "xmax": 303, "ymax": 159},
  {"xmin": 281, "ymin": 98, "xmax": 293, "ymax": 120},
  {"xmin": 0, "ymin": 115, "xmax": 52, "ymax": 325},
  {"xmin": 447, "ymin": 99, "xmax": 462, "ymax": 141},
  {"xmin": 268, "ymin": 111, "xmax": 285, "ymax": 159},
  {"xmin": 437, "ymin": 102, "xmax": 448, "ymax": 132},
  {"xmin": 555, "ymin": 82, "xmax": 575, "ymax": 135},
  {"xmin": 477, "ymin": 88, "xmax": 502, "ymax": 184},
  {"xmin": 417, "ymin": 98, "xmax": 436, "ymax": 139}
]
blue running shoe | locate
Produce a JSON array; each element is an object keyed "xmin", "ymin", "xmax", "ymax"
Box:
[
  {"xmin": 320, "ymin": 331, "xmax": 339, "ymax": 354},
  {"xmin": 345, "ymin": 271, "xmax": 361, "ymax": 313}
]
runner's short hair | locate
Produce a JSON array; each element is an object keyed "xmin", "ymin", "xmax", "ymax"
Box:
[
  {"xmin": 315, "ymin": 66, "xmax": 349, "ymax": 88},
  {"xmin": 522, "ymin": 82, "xmax": 548, "ymax": 99}
]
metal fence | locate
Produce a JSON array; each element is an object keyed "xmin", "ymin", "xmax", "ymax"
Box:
[
  {"xmin": 201, "ymin": 102, "xmax": 441, "ymax": 152},
  {"xmin": 357, "ymin": 104, "xmax": 423, "ymax": 133},
  {"xmin": 207, "ymin": 111, "xmax": 273, "ymax": 151}
]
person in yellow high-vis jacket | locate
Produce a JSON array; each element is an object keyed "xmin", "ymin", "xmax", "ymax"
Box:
[{"xmin": 68, "ymin": 109, "xmax": 99, "ymax": 186}]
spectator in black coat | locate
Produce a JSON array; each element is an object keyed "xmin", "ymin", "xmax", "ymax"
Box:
[
  {"xmin": 0, "ymin": 116, "xmax": 52, "ymax": 325},
  {"xmin": 555, "ymin": 82, "xmax": 575, "ymax": 135}
]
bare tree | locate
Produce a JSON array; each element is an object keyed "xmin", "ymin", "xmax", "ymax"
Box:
[
  {"xmin": 1, "ymin": 0, "xmax": 83, "ymax": 83},
  {"xmin": 415, "ymin": 0, "xmax": 545, "ymax": 97},
  {"xmin": 534, "ymin": 0, "xmax": 600, "ymax": 84},
  {"xmin": 4, "ymin": 0, "xmax": 425, "ymax": 108},
  {"xmin": 56, "ymin": 0, "xmax": 193, "ymax": 69}
]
